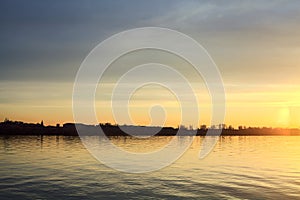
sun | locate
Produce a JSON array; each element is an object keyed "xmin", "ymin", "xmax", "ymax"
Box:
[{"xmin": 277, "ymin": 107, "xmax": 290, "ymax": 127}]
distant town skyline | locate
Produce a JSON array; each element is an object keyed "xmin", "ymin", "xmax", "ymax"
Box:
[{"xmin": 2, "ymin": 118, "xmax": 300, "ymax": 136}]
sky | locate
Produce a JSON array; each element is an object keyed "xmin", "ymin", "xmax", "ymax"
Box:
[{"xmin": 0, "ymin": 0, "xmax": 300, "ymax": 128}]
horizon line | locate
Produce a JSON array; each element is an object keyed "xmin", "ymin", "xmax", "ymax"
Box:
[{"xmin": 2, "ymin": 118, "xmax": 300, "ymax": 131}]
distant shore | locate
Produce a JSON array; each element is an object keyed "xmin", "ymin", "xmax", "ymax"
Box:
[{"xmin": 0, "ymin": 119, "xmax": 299, "ymax": 136}]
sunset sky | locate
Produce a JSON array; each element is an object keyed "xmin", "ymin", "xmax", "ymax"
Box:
[{"xmin": 1, "ymin": 0, "xmax": 300, "ymax": 128}]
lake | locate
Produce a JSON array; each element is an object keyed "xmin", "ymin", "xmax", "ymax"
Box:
[{"xmin": 0, "ymin": 135, "xmax": 300, "ymax": 199}]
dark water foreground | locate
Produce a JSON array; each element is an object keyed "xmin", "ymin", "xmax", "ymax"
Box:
[{"xmin": 1, "ymin": 135, "xmax": 300, "ymax": 199}]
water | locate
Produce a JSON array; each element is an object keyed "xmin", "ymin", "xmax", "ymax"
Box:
[{"xmin": 0, "ymin": 135, "xmax": 300, "ymax": 199}]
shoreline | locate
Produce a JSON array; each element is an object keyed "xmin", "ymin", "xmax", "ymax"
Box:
[{"xmin": 1, "ymin": 120, "xmax": 299, "ymax": 136}]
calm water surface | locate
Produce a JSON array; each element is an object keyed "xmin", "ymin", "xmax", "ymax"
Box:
[{"xmin": 0, "ymin": 135, "xmax": 300, "ymax": 199}]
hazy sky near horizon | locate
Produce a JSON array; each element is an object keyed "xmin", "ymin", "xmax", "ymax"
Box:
[{"xmin": 1, "ymin": 0, "xmax": 300, "ymax": 127}]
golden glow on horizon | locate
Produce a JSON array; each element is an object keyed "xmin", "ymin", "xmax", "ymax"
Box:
[{"xmin": 1, "ymin": 82, "xmax": 300, "ymax": 129}]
